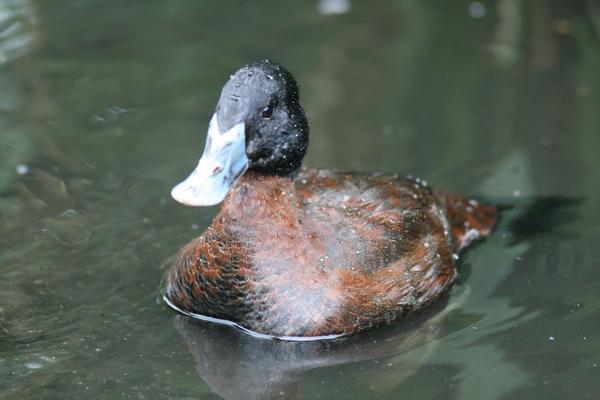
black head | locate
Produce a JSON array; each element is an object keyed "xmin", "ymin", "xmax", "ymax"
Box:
[{"xmin": 215, "ymin": 60, "xmax": 309, "ymax": 176}]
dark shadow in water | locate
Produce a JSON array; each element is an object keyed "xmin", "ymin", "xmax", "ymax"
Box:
[
  {"xmin": 504, "ymin": 197, "xmax": 582, "ymax": 246},
  {"xmin": 473, "ymin": 195, "xmax": 588, "ymax": 398},
  {"xmin": 173, "ymin": 296, "xmax": 464, "ymax": 400},
  {"xmin": 447, "ymin": 196, "xmax": 580, "ymax": 285}
]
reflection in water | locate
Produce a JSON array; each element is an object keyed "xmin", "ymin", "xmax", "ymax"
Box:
[
  {"xmin": 0, "ymin": 0, "xmax": 37, "ymax": 198},
  {"xmin": 174, "ymin": 297, "xmax": 457, "ymax": 400},
  {"xmin": 0, "ymin": 0, "xmax": 36, "ymax": 64}
]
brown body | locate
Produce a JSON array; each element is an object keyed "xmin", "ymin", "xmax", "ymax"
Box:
[{"xmin": 165, "ymin": 169, "xmax": 496, "ymax": 338}]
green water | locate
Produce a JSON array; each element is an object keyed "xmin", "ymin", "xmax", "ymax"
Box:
[{"xmin": 1, "ymin": 1, "xmax": 599, "ymax": 399}]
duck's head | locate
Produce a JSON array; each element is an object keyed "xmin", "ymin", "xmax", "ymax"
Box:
[{"xmin": 171, "ymin": 60, "xmax": 309, "ymax": 206}]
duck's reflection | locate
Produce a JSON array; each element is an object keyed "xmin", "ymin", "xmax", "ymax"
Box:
[{"xmin": 173, "ymin": 294, "xmax": 460, "ymax": 400}]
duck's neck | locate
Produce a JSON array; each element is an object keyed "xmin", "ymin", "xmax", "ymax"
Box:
[{"xmin": 221, "ymin": 171, "xmax": 298, "ymax": 221}]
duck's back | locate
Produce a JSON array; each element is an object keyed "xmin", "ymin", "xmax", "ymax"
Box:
[
  {"xmin": 296, "ymin": 169, "xmax": 496, "ymax": 254},
  {"xmin": 294, "ymin": 169, "xmax": 457, "ymax": 278},
  {"xmin": 166, "ymin": 169, "xmax": 496, "ymax": 338}
]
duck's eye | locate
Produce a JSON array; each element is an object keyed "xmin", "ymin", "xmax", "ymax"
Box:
[{"xmin": 261, "ymin": 105, "xmax": 273, "ymax": 120}]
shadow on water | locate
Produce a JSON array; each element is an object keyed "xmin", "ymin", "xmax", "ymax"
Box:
[{"xmin": 503, "ymin": 197, "xmax": 583, "ymax": 246}]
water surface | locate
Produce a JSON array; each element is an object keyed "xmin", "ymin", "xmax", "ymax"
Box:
[{"xmin": 1, "ymin": 1, "xmax": 600, "ymax": 399}]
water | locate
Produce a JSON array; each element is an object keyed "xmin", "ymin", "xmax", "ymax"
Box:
[{"xmin": 1, "ymin": 1, "xmax": 599, "ymax": 399}]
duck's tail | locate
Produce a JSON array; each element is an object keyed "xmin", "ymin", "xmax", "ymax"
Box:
[{"xmin": 434, "ymin": 191, "xmax": 498, "ymax": 251}]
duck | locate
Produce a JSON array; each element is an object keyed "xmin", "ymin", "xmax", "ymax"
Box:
[{"xmin": 164, "ymin": 60, "xmax": 497, "ymax": 340}]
